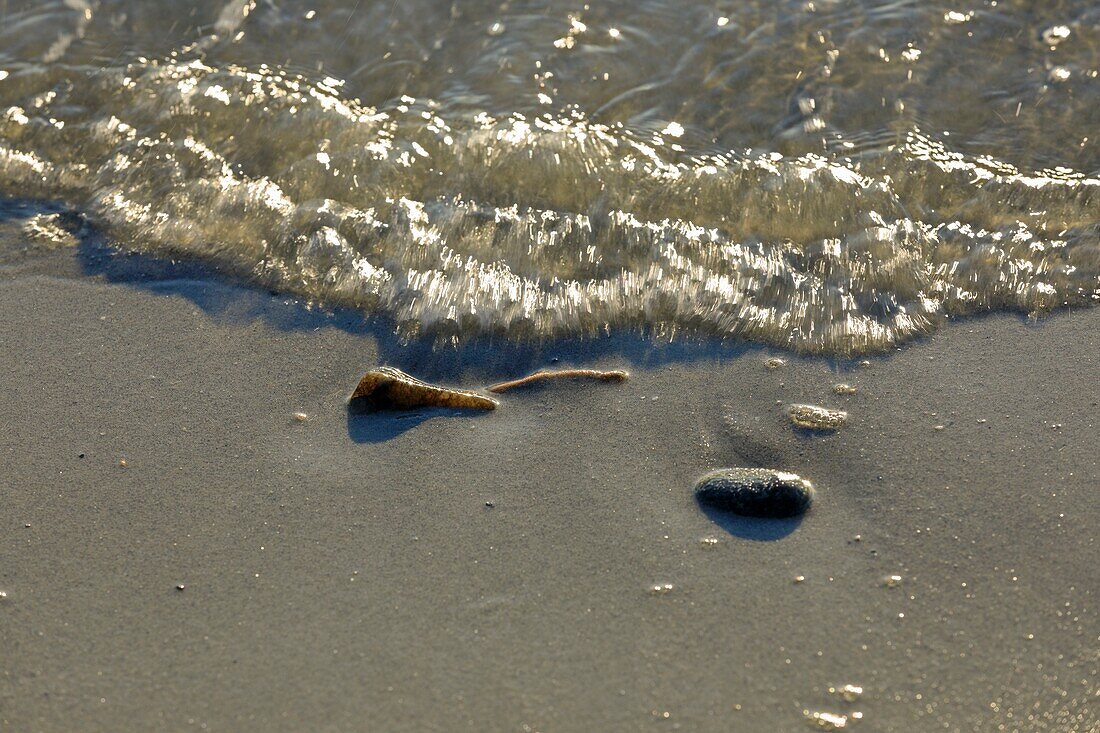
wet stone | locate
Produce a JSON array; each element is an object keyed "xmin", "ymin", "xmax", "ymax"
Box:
[{"xmin": 694, "ymin": 468, "xmax": 814, "ymax": 518}]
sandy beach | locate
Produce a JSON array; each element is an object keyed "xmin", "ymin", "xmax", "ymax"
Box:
[
  {"xmin": 2, "ymin": 267, "xmax": 1096, "ymax": 731},
  {"xmin": 2, "ymin": 0, "xmax": 1099, "ymax": 729}
]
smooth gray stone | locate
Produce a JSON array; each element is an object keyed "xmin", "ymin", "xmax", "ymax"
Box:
[{"xmin": 694, "ymin": 468, "xmax": 815, "ymax": 518}]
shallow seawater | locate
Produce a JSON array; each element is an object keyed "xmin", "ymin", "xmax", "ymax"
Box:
[{"xmin": 0, "ymin": 0, "xmax": 1098, "ymax": 353}]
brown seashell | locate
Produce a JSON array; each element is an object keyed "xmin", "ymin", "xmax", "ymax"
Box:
[{"xmin": 349, "ymin": 367, "xmax": 498, "ymax": 411}]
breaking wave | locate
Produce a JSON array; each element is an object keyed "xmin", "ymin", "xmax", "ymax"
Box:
[{"xmin": 1, "ymin": 0, "xmax": 1098, "ymax": 352}]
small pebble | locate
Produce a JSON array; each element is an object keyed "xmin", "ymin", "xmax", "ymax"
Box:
[
  {"xmin": 118, "ymin": 458, "xmax": 128, "ymax": 468},
  {"xmin": 293, "ymin": 412, "xmax": 309, "ymax": 422},
  {"xmin": 883, "ymin": 574, "xmax": 902, "ymax": 588},
  {"xmin": 175, "ymin": 584, "xmax": 186, "ymax": 592},
  {"xmin": 765, "ymin": 357, "xmax": 786, "ymax": 370},
  {"xmin": 695, "ymin": 468, "xmax": 814, "ymax": 518},
  {"xmin": 484, "ymin": 501, "xmax": 495, "ymax": 508},
  {"xmin": 858, "ymin": 360, "xmax": 871, "ymax": 368},
  {"xmin": 649, "ymin": 583, "xmax": 674, "ymax": 594},
  {"xmin": 833, "ymin": 384, "xmax": 857, "ymax": 395},
  {"xmin": 794, "ymin": 575, "xmax": 805, "ymax": 584},
  {"xmin": 788, "ymin": 404, "xmax": 847, "ymax": 432}
]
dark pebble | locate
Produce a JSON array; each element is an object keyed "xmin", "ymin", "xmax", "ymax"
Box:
[{"xmin": 694, "ymin": 468, "xmax": 815, "ymax": 518}]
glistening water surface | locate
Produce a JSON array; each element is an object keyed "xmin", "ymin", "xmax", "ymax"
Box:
[{"xmin": 1, "ymin": 0, "xmax": 1098, "ymax": 352}]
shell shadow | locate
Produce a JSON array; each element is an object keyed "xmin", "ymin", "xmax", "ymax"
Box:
[
  {"xmin": 697, "ymin": 500, "xmax": 804, "ymax": 541},
  {"xmin": 345, "ymin": 402, "xmax": 490, "ymax": 444}
]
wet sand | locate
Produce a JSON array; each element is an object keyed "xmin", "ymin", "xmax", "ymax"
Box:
[{"xmin": 2, "ymin": 274, "xmax": 1097, "ymax": 731}]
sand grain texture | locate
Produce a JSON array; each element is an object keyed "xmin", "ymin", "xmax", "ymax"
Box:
[{"xmin": 1, "ymin": 276, "xmax": 1097, "ymax": 732}]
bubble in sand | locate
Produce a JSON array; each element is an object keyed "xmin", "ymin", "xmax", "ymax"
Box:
[
  {"xmin": 1041, "ymin": 25, "xmax": 1071, "ymax": 47},
  {"xmin": 788, "ymin": 404, "xmax": 848, "ymax": 431},
  {"xmin": 649, "ymin": 583, "xmax": 675, "ymax": 594},
  {"xmin": 829, "ymin": 684, "xmax": 863, "ymax": 702},
  {"xmin": 804, "ymin": 710, "xmax": 862, "ymax": 729},
  {"xmin": 1048, "ymin": 66, "xmax": 1071, "ymax": 83},
  {"xmin": 695, "ymin": 468, "xmax": 814, "ymax": 518}
]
